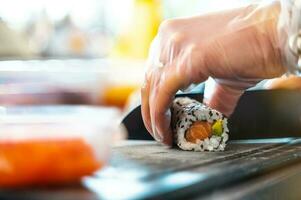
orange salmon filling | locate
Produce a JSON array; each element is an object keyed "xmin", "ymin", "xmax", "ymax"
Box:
[
  {"xmin": 185, "ymin": 121, "xmax": 212, "ymax": 143},
  {"xmin": 0, "ymin": 138, "xmax": 101, "ymax": 188}
]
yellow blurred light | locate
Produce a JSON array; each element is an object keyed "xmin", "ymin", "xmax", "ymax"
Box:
[{"xmin": 111, "ymin": 0, "xmax": 162, "ymax": 59}]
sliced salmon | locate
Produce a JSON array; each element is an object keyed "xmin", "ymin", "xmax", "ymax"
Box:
[{"xmin": 185, "ymin": 121, "xmax": 212, "ymax": 143}]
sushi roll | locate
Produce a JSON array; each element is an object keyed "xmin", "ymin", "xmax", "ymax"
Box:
[{"xmin": 171, "ymin": 97, "xmax": 229, "ymax": 151}]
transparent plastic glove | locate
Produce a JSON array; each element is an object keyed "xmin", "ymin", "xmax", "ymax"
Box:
[
  {"xmin": 141, "ymin": 1, "xmax": 286, "ymax": 145},
  {"xmin": 278, "ymin": 0, "xmax": 301, "ymax": 73}
]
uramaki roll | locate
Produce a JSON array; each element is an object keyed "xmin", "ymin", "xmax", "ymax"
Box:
[{"xmin": 171, "ymin": 97, "xmax": 229, "ymax": 151}]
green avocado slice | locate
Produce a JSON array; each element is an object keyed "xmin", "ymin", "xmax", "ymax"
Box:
[{"xmin": 212, "ymin": 119, "xmax": 223, "ymax": 136}]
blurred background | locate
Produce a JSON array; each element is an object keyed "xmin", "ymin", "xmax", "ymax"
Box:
[{"xmin": 0, "ymin": 0, "xmax": 255, "ymax": 110}]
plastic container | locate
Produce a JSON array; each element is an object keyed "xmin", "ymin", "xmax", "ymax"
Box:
[
  {"xmin": 0, "ymin": 106, "xmax": 123, "ymax": 188},
  {"xmin": 0, "ymin": 59, "xmax": 110, "ymax": 105},
  {"xmin": 0, "ymin": 59, "xmax": 145, "ymax": 107}
]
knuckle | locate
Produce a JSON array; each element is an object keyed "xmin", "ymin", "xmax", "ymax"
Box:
[
  {"xmin": 188, "ymin": 44, "xmax": 197, "ymax": 52},
  {"xmin": 186, "ymin": 44, "xmax": 198, "ymax": 57},
  {"xmin": 169, "ymin": 32, "xmax": 185, "ymax": 46},
  {"xmin": 145, "ymin": 67, "xmax": 154, "ymax": 80},
  {"xmin": 158, "ymin": 19, "xmax": 178, "ymax": 33},
  {"xmin": 141, "ymin": 84, "xmax": 147, "ymax": 93}
]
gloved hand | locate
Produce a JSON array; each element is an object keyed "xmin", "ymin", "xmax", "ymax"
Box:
[{"xmin": 141, "ymin": 1, "xmax": 287, "ymax": 145}]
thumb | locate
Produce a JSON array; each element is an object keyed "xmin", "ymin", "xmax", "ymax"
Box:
[{"xmin": 203, "ymin": 78, "xmax": 244, "ymax": 117}]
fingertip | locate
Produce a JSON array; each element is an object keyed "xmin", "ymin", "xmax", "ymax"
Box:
[
  {"xmin": 162, "ymin": 128, "xmax": 173, "ymax": 146},
  {"xmin": 152, "ymin": 103, "xmax": 172, "ymax": 137}
]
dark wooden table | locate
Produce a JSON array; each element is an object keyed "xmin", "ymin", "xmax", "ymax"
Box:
[{"xmin": 2, "ymin": 139, "xmax": 301, "ymax": 200}]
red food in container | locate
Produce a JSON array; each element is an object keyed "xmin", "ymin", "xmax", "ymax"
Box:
[{"xmin": 0, "ymin": 106, "xmax": 122, "ymax": 188}]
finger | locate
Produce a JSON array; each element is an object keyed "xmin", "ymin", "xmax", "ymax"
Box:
[
  {"xmin": 149, "ymin": 63, "xmax": 207, "ymax": 145},
  {"xmin": 142, "ymin": 36, "xmax": 163, "ymax": 140},
  {"xmin": 141, "ymin": 68, "xmax": 166, "ymax": 142},
  {"xmin": 149, "ymin": 67, "xmax": 166, "ymax": 143},
  {"xmin": 203, "ymin": 79, "xmax": 244, "ymax": 116},
  {"xmin": 149, "ymin": 67, "xmax": 175, "ymax": 145},
  {"xmin": 141, "ymin": 75, "xmax": 153, "ymax": 136}
]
